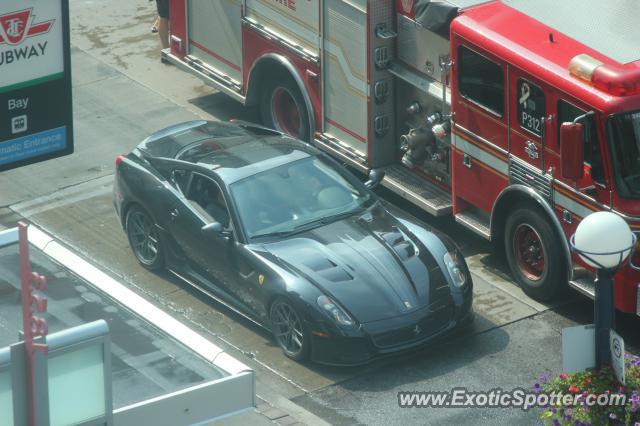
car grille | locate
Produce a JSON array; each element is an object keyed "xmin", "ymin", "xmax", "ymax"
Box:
[{"xmin": 371, "ymin": 304, "xmax": 453, "ymax": 349}]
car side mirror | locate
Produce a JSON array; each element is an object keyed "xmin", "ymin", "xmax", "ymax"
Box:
[
  {"xmin": 201, "ymin": 221, "xmax": 231, "ymax": 239},
  {"xmin": 365, "ymin": 168, "xmax": 385, "ymax": 189},
  {"xmin": 560, "ymin": 122, "xmax": 584, "ymax": 180}
]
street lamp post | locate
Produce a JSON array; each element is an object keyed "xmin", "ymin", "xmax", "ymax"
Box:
[{"xmin": 570, "ymin": 212, "xmax": 636, "ymax": 369}]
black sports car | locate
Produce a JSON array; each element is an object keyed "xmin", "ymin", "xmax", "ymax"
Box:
[{"xmin": 113, "ymin": 120, "xmax": 473, "ymax": 365}]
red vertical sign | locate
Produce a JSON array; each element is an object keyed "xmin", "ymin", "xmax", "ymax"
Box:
[{"xmin": 18, "ymin": 221, "xmax": 48, "ymax": 426}]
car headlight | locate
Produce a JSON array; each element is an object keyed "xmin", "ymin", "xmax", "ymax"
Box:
[
  {"xmin": 443, "ymin": 251, "xmax": 467, "ymax": 288},
  {"xmin": 317, "ymin": 295, "xmax": 355, "ymax": 327}
]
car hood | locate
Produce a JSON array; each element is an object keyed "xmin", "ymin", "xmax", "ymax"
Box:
[{"xmin": 260, "ymin": 205, "xmax": 453, "ymax": 323}]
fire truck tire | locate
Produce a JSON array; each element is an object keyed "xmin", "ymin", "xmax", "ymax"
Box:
[
  {"xmin": 260, "ymin": 76, "xmax": 311, "ymax": 142},
  {"xmin": 504, "ymin": 207, "xmax": 565, "ymax": 301}
]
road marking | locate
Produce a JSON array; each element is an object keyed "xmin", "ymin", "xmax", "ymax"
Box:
[{"xmin": 10, "ymin": 174, "xmax": 114, "ymax": 218}]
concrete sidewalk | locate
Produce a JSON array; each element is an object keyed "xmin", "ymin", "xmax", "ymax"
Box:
[{"xmin": 0, "ymin": 225, "xmax": 320, "ymax": 425}]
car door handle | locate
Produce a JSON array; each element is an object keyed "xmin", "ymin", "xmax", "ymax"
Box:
[{"xmin": 170, "ymin": 208, "xmax": 180, "ymax": 220}]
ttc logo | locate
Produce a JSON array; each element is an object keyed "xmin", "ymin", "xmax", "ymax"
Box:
[{"xmin": 0, "ymin": 8, "xmax": 53, "ymax": 46}]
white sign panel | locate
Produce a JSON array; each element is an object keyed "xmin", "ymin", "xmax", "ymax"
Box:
[
  {"xmin": 610, "ymin": 329, "xmax": 625, "ymax": 385},
  {"xmin": 562, "ymin": 325, "xmax": 595, "ymax": 373},
  {"xmin": 0, "ymin": 1, "xmax": 64, "ymax": 91}
]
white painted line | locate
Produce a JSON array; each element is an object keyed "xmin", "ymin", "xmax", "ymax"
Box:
[
  {"xmin": 10, "ymin": 175, "xmax": 114, "ymax": 217},
  {"xmin": 26, "ymin": 225, "xmax": 252, "ymax": 375}
]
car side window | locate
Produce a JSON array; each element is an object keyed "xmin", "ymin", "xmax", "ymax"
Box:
[
  {"xmin": 187, "ymin": 174, "xmax": 230, "ymax": 228},
  {"xmin": 170, "ymin": 169, "xmax": 190, "ymax": 194}
]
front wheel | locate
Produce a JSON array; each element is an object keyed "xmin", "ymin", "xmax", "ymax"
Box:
[
  {"xmin": 269, "ymin": 298, "xmax": 310, "ymax": 361},
  {"xmin": 504, "ymin": 207, "xmax": 566, "ymax": 301},
  {"xmin": 260, "ymin": 76, "xmax": 311, "ymax": 142}
]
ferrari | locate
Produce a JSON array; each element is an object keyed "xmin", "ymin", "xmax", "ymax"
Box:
[{"xmin": 113, "ymin": 120, "xmax": 473, "ymax": 365}]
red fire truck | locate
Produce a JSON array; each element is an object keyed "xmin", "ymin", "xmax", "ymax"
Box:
[{"xmin": 163, "ymin": 0, "xmax": 640, "ymax": 316}]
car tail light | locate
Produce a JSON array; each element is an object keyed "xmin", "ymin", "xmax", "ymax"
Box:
[{"xmin": 115, "ymin": 154, "xmax": 126, "ymax": 167}]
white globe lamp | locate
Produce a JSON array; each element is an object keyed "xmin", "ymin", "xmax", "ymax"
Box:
[
  {"xmin": 570, "ymin": 211, "xmax": 636, "ymax": 369},
  {"xmin": 572, "ymin": 211, "xmax": 635, "ymax": 269}
]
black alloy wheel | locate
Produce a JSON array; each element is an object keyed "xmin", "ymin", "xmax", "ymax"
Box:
[
  {"xmin": 270, "ymin": 298, "xmax": 310, "ymax": 361},
  {"xmin": 125, "ymin": 206, "xmax": 164, "ymax": 270}
]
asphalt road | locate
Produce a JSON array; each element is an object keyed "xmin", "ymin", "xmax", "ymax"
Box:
[{"xmin": 1, "ymin": 1, "xmax": 638, "ymax": 425}]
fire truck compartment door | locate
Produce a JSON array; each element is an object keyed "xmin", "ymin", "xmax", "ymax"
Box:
[
  {"xmin": 245, "ymin": 0, "xmax": 320, "ymax": 57},
  {"xmin": 187, "ymin": 0, "xmax": 242, "ymax": 85},
  {"xmin": 322, "ymin": 0, "xmax": 369, "ymax": 157}
]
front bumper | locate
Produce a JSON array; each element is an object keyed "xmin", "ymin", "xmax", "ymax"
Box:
[{"xmin": 309, "ymin": 296, "xmax": 473, "ymax": 366}]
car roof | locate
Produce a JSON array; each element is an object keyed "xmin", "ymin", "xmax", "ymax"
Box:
[{"xmin": 138, "ymin": 120, "xmax": 318, "ymax": 184}]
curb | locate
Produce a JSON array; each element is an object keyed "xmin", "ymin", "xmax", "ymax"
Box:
[{"xmin": 12, "ymin": 224, "xmax": 326, "ymax": 425}]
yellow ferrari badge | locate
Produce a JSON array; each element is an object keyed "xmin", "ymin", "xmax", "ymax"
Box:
[{"xmin": 258, "ymin": 274, "xmax": 265, "ymax": 285}]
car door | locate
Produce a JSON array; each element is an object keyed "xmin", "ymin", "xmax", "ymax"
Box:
[{"xmin": 167, "ymin": 172, "xmax": 240, "ymax": 297}]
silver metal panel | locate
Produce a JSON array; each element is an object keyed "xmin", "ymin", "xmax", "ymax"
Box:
[
  {"xmin": 382, "ymin": 165, "xmax": 453, "ymax": 216},
  {"xmin": 446, "ymin": 0, "xmax": 493, "ymax": 7},
  {"xmin": 0, "ymin": 227, "xmax": 18, "ymax": 248},
  {"xmin": 455, "ymin": 210, "xmax": 491, "ymax": 240},
  {"xmin": 397, "ymin": 15, "xmax": 450, "ymax": 83},
  {"xmin": 323, "ymin": 0, "xmax": 369, "ymax": 154},
  {"xmin": 368, "ymin": 0, "xmax": 396, "ymax": 168},
  {"xmin": 246, "ymin": 0, "xmax": 320, "ymax": 56},
  {"xmin": 187, "ymin": 0, "xmax": 242, "ymax": 84},
  {"xmin": 509, "ymin": 156, "xmax": 552, "ymax": 200},
  {"xmin": 161, "ymin": 50, "xmax": 245, "ymax": 103},
  {"xmin": 314, "ymin": 133, "xmax": 369, "ymax": 172},
  {"xmin": 503, "ymin": 0, "xmax": 640, "ymax": 64},
  {"xmin": 569, "ymin": 278, "xmax": 595, "ymax": 299},
  {"xmin": 113, "ymin": 372, "xmax": 255, "ymax": 426}
]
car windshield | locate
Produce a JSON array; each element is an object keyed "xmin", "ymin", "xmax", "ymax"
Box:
[
  {"xmin": 229, "ymin": 156, "xmax": 374, "ymax": 239},
  {"xmin": 608, "ymin": 110, "xmax": 640, "ymax": 198}
]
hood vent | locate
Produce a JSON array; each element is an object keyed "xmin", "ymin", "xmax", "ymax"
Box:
[
  {"xmin": 380, "ymin": 230, "xmax": 416, "ymax": 261},
  {"xmin": 303, "ymin": 257, "xmax": 353, "ymax": 283}
]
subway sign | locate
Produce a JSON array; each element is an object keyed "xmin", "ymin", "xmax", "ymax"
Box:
[{"xmin": 0, "ymin": 0, "xmax": 73, "ymax": 172}]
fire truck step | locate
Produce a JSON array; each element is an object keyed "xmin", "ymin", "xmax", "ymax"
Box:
[
  {"xmin": 569, "ymin": 277, "xmax": 596, "ymax": 299},
  {"xmin": 382, "ymin": 165, "xmax": 452, "ymax": 217},
  {"xmin": 455, "ymin": 210, "xmax": 491, "ymax": 240}
]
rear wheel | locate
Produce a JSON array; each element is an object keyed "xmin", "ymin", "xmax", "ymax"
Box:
[
  {"xmin": 260, "ymin": 76, "xmax": 311, "ymax": 142},
  {"xmin": 125, "ymin": 206, "xmax": 165, "ymax": 270},
  {"xmin": 269, "ymin": 298, "xmax": 310, "ymax": 361},
  {"xmin": 504, "ymin": 207, "xmax": 566, "ymax": 301}
]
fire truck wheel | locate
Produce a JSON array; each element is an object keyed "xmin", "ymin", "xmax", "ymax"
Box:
[
  {"xmin": 504, "ymin": 207, "xmax": 565, "ymax": 301},
  {"xmin": 260, "ymin": 76, "xmax": 311, "ymax": 142}
]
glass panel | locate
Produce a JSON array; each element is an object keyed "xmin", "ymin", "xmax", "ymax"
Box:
[
  {"xmin": 558, "ymin": 100, "xmax": 604, "ymax": 185},
  {"xmin": 458, "ymin": 46, "xmax": 504, "ymax": 116},
  {"xmin": 0, "ymin": 370, "xmax": 13, "ymax": 426},
  {"xmin": 608, "ymin": 110, "xmax": 640, "ymax": 198},
  {"xmin": 231, "ymin": 156, "xmax": 373, "ymax": 239},
  {"xmin": 48, "ymin": 344, "xmax": 105, "ymax": 426}
]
